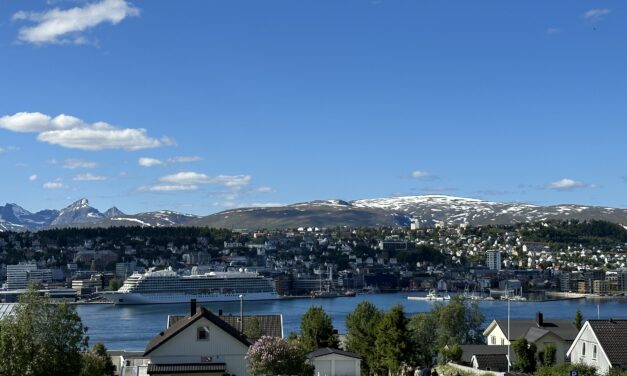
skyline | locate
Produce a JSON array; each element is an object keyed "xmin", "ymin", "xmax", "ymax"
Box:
[{"xmin": 1, "ymin": 0, "xmax": 626, "ymax": 215}]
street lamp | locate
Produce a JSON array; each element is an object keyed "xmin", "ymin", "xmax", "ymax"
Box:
[{"xmin": 239, "ymin": 294, "xmax": 244, "ymax": 333}]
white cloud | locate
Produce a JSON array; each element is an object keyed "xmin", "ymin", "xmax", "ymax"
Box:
[
  {"xmin": 159, "ymin": 171, "xmax": 212, "ymax": 185},
  {"xmin": 583, "ymin": 8, "xmax": 611, "ymax": 22},
  {"xmin": 38, "ymin": 127, "xmax": 163, "ymax": 151},
  {"xmin": 158, "ymin": 172, "xmax": 251, "ymax": 188},
  {"xmin": 0, "ymin": 112, "xmax": 170, "ymax": 151},
  {"xmin": 29, "ymin": 175, "xmax": 38, "ymax": 181},
  {"xmin": 545, "ymin": 178, "xmax": 594, "ymax": 191},
  {"xmin": 73, "ymin": 173, "xmax": 107, "ymax": 181},
  {"xmin": 43, "ymin": 179, "xmax": 68, "ymax": 189},
  {"xmin": 546, "ymin": 27, "xmax": 561, "ymax": 34},
  {"xmin": 145, "ymin": 184, "xmax": 199, "ymax": 192},
  {"xmin": 411, "ymin": 170, "xmax": 435, "ymax": 180},
  {"xmin": 13, "ymin": 0, "xmax": 140, "ymax": 45},
  {"xmin": 138, "ymin": 157, "xmax": 164, "ymax": 167},
  {"xmin": 168, "ymin": 156, "xmax": 202, "ymax": 163},
  {"xmin": 254, "ymin": 186, "xmax": 273, "ymax": 193},
  {"xmin": 63, "ymin": 158, "xmax": 97, "ymax": 169}
]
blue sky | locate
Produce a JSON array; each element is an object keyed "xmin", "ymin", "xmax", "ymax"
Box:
[{"xmin": 0, "ymin": 0, "xmax": 626, "ymax": 215}]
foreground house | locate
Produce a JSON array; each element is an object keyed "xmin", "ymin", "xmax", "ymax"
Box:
[
  {"xmin": 137, "ymin": 300, "xmax": 282, "ymax": 376},
  {"xmin": 566, "ymin": 319, "xmax": 627, "ymax": 374},
  {"xmin": 483, "ymin": 312, "xmax": 578, "ymax": 364},
  {"xmin": 306, "ymin": 348, "xmax": 361, "ymax": 376}
]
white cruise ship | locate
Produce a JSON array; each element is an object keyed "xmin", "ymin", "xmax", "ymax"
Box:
[{"xmin": 102, "ymin": 268, "xmax": 280, "ymax": 305}]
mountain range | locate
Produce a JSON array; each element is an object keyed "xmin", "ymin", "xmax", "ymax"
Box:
[{"xmin": 1, "ymin": 195, "xmax": 626, "ymax": 232}]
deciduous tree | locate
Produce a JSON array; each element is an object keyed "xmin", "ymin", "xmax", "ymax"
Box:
[{"xmin": 299, "ymin": 306, "xmax": 339, "ymax": 352}]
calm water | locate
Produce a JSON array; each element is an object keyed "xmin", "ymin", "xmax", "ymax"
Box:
[{"xmin": 76, "ymin": 293, "xmax": 627, "ymax": 351}]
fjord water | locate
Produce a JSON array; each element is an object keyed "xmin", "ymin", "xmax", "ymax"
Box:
[{"xmin": 77, "ymin": 293, "xmax": 627, "ymax": 351}]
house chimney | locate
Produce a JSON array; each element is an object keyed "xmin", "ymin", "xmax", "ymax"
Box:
[
  {"xmin": 191, "ymin": 299, "xmax": 197, "ymax": 316},
  {"xmin": 536, "ymin": 312, "xmax": 543, "ymax": 327}
]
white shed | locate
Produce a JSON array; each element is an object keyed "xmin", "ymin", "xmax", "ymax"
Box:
[{"xmin": 307, "ymin": 348, "xmax": 361, "ymax": 376}]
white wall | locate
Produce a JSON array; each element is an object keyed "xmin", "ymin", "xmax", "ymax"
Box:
[
  {"xmin": 568, "ymin": 325, "xmax": 611, "ymax": 375},
  {"xmin": 148, "ymin": 317, "xmax": 251, "ymax": 376},
  {"xmin": 312, "ymin": 354, "xmax": 360, "ymax": 376}
]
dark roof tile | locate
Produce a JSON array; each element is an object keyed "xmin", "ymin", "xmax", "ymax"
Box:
[
  {"xmin": 147, "ymin": 363, "xmax": 226, "ymax": 374},
  {"xmin": 588, "ymin": 320, "xmax": 627, "ymax": 366}
]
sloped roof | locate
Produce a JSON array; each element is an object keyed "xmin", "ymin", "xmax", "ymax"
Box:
[
  {"xmin": 493, "ymin": 319, "xmax": 578, "ymax": 342},
  {"xmin": 588, "ymin": 320, "xmax": 627, "ymax": 367},
  {"xmin": 168, "ymin": 313, "xmax": 283, "ymax": 340},
  {"xmin": 147, "ymin": 363, "xmax": 226, "ymax": 374},
  {"xmin": 460, "ymin": 345, "xmax": 511, "ymax": 363},
  {"xmin": 0, "ymin": 303, "xmax": 16, "ymax": 320},
  {"xmin": 144, "ymin": 307, "xmax": 250, "ymax": 356},
  {"xmin": 472, "ymin": 354, "xmax": 509, "ymax": 371},
  {"xmin": 307, "ymin": 348, "xmax": 361, "ymax": 360}
]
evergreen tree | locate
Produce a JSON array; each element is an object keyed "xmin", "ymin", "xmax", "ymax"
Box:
[
  {"xmin": 512, "ymin": 338, "xmax": 537, "ymax": 373},
  {"xmin": 244, "ymin": 316, "xmax": 263, "ymax": 341},
  {"xmin": 574, "ymin": 309, "xmax": 584, "ymax": 330},
  {"xmin": 374, "ymin": 305, "xmax": 414, "ymax": 375},
  {"xmin": 542, "ymin": 344, "xmax": 557, "ymax": 367},
  {"xmin": 299, "ymin": 306, "xmax": 339, "ymax": 352},
  {"xmin": 345, "ymin": 301, "xmax": 383, "ymax": 375}
]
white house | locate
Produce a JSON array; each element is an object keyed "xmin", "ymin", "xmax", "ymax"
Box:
[
  {"xmin": 141, "ymin": 300, "xmax": 283, "ymax": 376},
  {"xmin": 307, "ymin": 348, "xmax": 361, "ymax": 376},
  {"xmin": 483, "ymin": 312, "xmax": 578, "ymax": 364},
  {"xmin": 566, "ymin": 319, "xmax": 627, "ymax": 374}
]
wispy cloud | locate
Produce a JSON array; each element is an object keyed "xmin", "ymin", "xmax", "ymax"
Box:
[
  {"xmin": 29, "ymin": 175, "xmax": 38, "ymax": 181},
  {"xmin": 544, "ymin": 178, "xmax": 595, "ymax": 191},
  {"xmin": 0, "ymin": 112, "xmax": 172, "ymax": 151},
  {"xmin": 168, "ymin": 156, "xmax": 202, "ymax": 163},
  {"xmin": 546, "ymin": 27, "xmax": 561, "ymax": 35},
  {"xmin": 42, "ymin": 179, "xmax": 68, "ymax": 189},
  {"xmin": 72, "ymin": 173, "xmax": 107, "ymax": 181},
  {"xmin": 138, "ymin": 156, "xmax": 202, "ymax": 167},
  {"xmin": 12, "ymin": 0, "xmax": 140, "ymax": 45},
  {"xmin": 62, "ymin": 158, "xmax": 97, "ymax": 169},
  {"xmin": 410, "ymin": 170, "xmax": 436, "ymax": 180},
  {"xmin": 582, "ymin": 8, "xmax": 611, "ymax": 23},
  {"xmin": 0, "ymin": 146, "xmax": 19, "ymax": 153},
  {"xmin": 144, "ymin": 171, "xmax": 252, "ymax": 193},
  {"xmin": 254, "ymin": 186, "xmax": 274, "ymax": 193}
]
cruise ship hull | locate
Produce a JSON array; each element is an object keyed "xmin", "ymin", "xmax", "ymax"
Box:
[{"xmin": 102, "ymin": 291, "xmax": 280, "ymax": 305}]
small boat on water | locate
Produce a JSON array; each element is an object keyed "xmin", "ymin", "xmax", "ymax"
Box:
[{"xmin": 407, "ymin": 289, "xmax": 451, "ymax": 301}]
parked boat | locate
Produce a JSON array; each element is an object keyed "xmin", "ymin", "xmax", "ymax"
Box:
[{"xmin": 407, "ymin": 289, "xmax": 451, "ymax": 301}]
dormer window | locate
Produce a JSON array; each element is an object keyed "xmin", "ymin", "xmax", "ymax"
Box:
[{"xmin": 197, "ymin": 326, "xmax": 210, "ymax": 341}]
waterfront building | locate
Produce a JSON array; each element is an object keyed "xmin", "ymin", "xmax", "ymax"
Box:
[
  {"xmin": 6, "ymin": 263, "xmax": 52, "ymax": 289},
  {"xmin": 566, "ymin": 320, "xmax": 627, "ymax": 374},
  {"xmin": 593, "ymin": 280, "xmax": 610, "ymax": 295},
  {"xmin": 486, "ymin": 250, "xmax": 501, "ymax": 271},
  {"xmin": 483, "ymin": 312, "xmax": 578, "ymax": 364}
]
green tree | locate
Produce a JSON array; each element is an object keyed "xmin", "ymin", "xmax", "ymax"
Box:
[
  {"xmin": 0, "ymin": 288, "xmax": 88, "ymax": 376},
  {"xmin": 108, "ymin": 278, "xmax": 123, "ymax": 291},
  {"xmin": 574, "ymin": 309, "xmax": 584, "ymax": 330},
  {"xmin": 407, "ymin": 296, "xmax": 484, "ymax": 367},
  {"xmin": 512, "ymin": 338, "xmax": 537, "ymax": 373},
  {"xmin": 542, "ymin": 344, "xmax": 557, "ymax": 366},
  {"xmin": 244, "ymin": 316, "xmax": 263, "ymax": 341},
  {"xmin": 374, "ymin": 305, "xmax": 414, "ymax": 375},
  {"xmin": 80, "ymin": 343, "xmax": 116, "ymax": 376},
  {"xmin": 535, "ymin": 362, "xmax": 598, "ymax": 376},
  {"xmin": 345, "ymin": 301, "xmax": 383, "ymax": 375},
  {"xmin": 299, "ymin": 306, "xmax": 339, "ymax": 352}
]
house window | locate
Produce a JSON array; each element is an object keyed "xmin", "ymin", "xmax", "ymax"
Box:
[
  {"xmin": 197, "ymin": 326, "xmax": 210, "ymax": 341},
  {"xmin": 592, "ymin": 345, "xmax": 597, "ymax": 360},
  {"xmin": 581, "ymin": 342, "xmax": 586, "ymax": 357},
  {"xmin": 491, "ymin": 336, "xmax": 496, "ymax": 345},
  {"xmin": 501, "ymin": 338, "xmax": 505, "ymax": 345}
]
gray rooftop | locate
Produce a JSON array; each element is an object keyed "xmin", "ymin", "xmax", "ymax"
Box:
[{"xmin": 588, "ymin": 320, "xmax": 627, "ymax": 367}]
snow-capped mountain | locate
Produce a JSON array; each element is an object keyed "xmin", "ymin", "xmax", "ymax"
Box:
[
  {"xmin": 1, "ymin": 195, "xmax": 626, "ymax": 231},
  {"xmin": 190, "ymin": 195, "xmax": 627, "ymax": 229},
  {"xmin": 0, "ymin": 199, "xmax": 197, "ymax": 231}
]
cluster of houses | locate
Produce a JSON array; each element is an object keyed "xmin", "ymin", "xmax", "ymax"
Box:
[
  {"xmin": 108, "ymin": 299, "xmax": 361, "ymax": 376},
  {"xmin": 103, "ymin": 299, "xmax": 626, "ymax": 376}
]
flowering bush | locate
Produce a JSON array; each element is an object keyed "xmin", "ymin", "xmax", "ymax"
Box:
[{"xmin": 246, "ymin": 336, "xmax": 310, "ymax": 376}]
